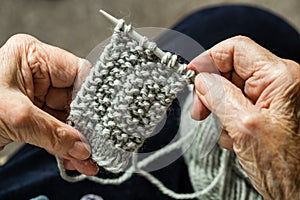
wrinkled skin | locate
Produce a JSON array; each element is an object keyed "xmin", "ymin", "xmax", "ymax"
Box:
[
  {"xmin": 0, "ymin": 34, "xmax": 98, "ymax": 176},
  {"xmin": 189, "ymin": 36, "xmax": 300, "ymax": 200}
]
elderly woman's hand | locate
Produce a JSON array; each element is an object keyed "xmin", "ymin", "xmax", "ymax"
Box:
[
  {"xmin": 0, "ymin": 34, "xmax": 98, "ymax": 176},
  {"xmin": 189, "ymin": 36, "xmax": 300, "ymax": 199}
]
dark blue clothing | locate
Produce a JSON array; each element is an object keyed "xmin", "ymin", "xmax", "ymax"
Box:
[{"xmin": 0, "ymin": 5, "xmax": 299, "ymax": 200}]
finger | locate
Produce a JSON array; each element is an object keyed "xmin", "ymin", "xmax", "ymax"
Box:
[
  {"xmin": 45, "ymin": 87, "xmax": 72, "ymax": 111},
  {"xmin": 0, "ymin": 134, "xmax": 12, "ymax": 150},
  {"xmin": 232, "ymin": 71, "xmax": 245, "ymax": 90},
  {"xmin": 70, "ymin": 159, "xmax": 99, "ymax": 176},
  {"xmin": 191, "ymin": 90, "xmax": 210, "ymax": 120},
  {"xmin": 194, "ymin": 72, "xmax": 257, "ymax": 136},
  {"xmin": 187, "ymin": 51, "xmax": 219, "ymax": 74},
  {"xmin": 209, "ymin": 36, "xmax": 277, "ymax": 79},
  {"xmin": 220, "ymin": 72, "xmax": 231, "ymax": 80},
  {"xmin": 63, "ymin": 159, "xmax": 76, "ymax": 170},
  {"xmin": 43, "ymin": 106, "xmax": 68, "ymax": 122},
  {"xmin": 219, "ymin": 130, "xmax": 233, "ymax": 151},
  {"xmin": 4, "ymin": 34, "xmax": 90, "ymax": 104},
  {"xmin": 63, "ymin": 157, "xmax": 99, "ymax": 176},
  {"xmin": 0, "ymin": 90, "xmax": 91, "ymax": 161},
  {"xmin": 32, "ymin": 71, "xmax": 50, "ymax": 105},
  {"xmin": 188, "ymin": 36, "xmax": 278, "ymax": 94},
  {"xmin": 72, "ymin": 61, "xmax": 92, "ymax": 98},
  {"xmin": 207, "ymin": 36, "xmax": 275, "ymax": 102},
  {"xmin": 29, "ymin": 106, "xmax": 91, "ymax": 161},
  {"xmin": 24, "ymin": 35, "xmax": 91, "ymax": 88},
  {"xmin": 40, "ymin": 43, "xmax": 91, "ymax": 88}
]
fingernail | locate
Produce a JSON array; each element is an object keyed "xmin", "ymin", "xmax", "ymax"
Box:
[
  {"xmin": 195, "ymin": 73, "xmax": 214, "ymax": 95},
  {"xmin": 79, "ymin": 58, "xmax": 92, "ymax": 69},
  {"xmin": 68, "ymin": 141, "xmax": 91, "ymax": 160},
  {"xmin": 78, "ymin": 58, "xmax": 92, "ymax": 81},
  {"xmin": 90, "ymin": 159, "xmax": 100, "ymax": 174},
  {"xmin": 187, "ymin": 64, "xmax": 197, "ymax": 72},
  {"xmin": 196, "ymin": 90, "xmax": 209, "ymax": 108},
  {"xmin": 77, "ymin": 159, "xmax": 99, "ymax": 176},
  {"xmin": 188, "ymin": 51, "xmax": 218, "ymax": 74},
  {"xmin": 73, "ymin": 59, "xmax": 92, "ymax": 98},
  {"xmin": 83, "ymin": 159, "xmax": 99, "ymax": 171},
  {"xmin": 191, "ymin": 92, "xmax": 201, "ymax": 120}
]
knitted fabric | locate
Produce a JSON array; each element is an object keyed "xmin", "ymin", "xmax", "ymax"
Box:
[
  {"xmin": 58, "ymin": 86, "xmax": 262, "ymax": 200},
  {"xmin": 58, "ymin": 20, "xmax": 263, "ymax": 199},
  {"xmin": 67, "ymin": 21, "xmax": 192, "ymax": 173}
]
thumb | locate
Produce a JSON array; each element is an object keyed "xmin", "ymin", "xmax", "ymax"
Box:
[
  {"xmin": 194, "ymin": 72, "xmax": 257, "ymax": 136},
  {"xmin": 28, "ymin": 105, "xmax": 91, "ymax": 161},
  {"xmin": 3, "ymin": 92, "xmax": 91, "ymax": 161}
]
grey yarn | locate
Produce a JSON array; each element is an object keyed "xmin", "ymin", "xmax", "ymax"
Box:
[
  {"xmin": 67, "ymin": 22, "xmax": 192, "ymax": 173},
  {"xmin": 58, "ymin": 86, "xmax": 262, "ymax": 200},
  {"xmin": 181, "ymin": 115, "xmax": 263, "ymax": 200},
  {"xmin": 59, "ymin": 20, "xmax": 263, "ymax": 200}
]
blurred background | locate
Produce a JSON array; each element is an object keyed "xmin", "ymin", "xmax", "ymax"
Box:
[
  {"xmin": 0, "ymin": 0, "xmax": 299, "ymax": 57},
  {"xmin": 0, "ymin": 0, "xmax": 299, "ymax": 164}
]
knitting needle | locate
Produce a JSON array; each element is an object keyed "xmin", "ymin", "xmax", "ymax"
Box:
[
  {"xmin": 99, "ymin": 9, "xmax": 195, "ymax": 83},
  {"xmin": 99, "ymin": 9, "xmax": 166, "ymax": 59}
]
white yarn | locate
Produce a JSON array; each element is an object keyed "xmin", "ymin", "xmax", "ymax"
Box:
[{"xmin": 56, "ymin": 19, "xmax": 263, "ymax": 199}]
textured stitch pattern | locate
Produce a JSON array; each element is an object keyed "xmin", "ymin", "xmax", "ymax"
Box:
[
  {"xmin": 59, "ymin": 20, "xmax": 263, "ymax": 199},
  {"xmin": 58, "ymin": 86, "xmax": 262, "ymax": 199},
  {"xmin": 67, "ymin": 23, "xmax": 192, "ymax": 173}
]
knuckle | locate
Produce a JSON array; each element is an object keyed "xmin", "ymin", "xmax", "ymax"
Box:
[
  {"xmin": 47, "ymin": 127, "xmax": 65, "ymax": 156},
  {"xmin": 52, "ymin": 127, "xmax": 68, "ymax": 149},
  {"xmin": 7, "ymin": 34, "xmax": 38, "ymax": 45},
  {"xmin": 232, "ymin": 35, "xmax": 252, "ymax": 42},
  {"xmin": 8, "ymin": 102, "xmax": 32, "ymax": 128},
  {"xmin": 50, "ymin": 127, "xmax": 75, "ymax": 157},
  {"xmin": 240, "ymin": 113, "xmax": 262, "ymax": 132},
  {"xmin": 282, "ymin": 59, "xmax": 300, "ymax": 78},
  {"xmin": 4, "ymin": 34, "xmax": 42, "ymax": 63}
]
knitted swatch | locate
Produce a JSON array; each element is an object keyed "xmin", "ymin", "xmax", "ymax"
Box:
[
  {"xmin": 59, "ymin": 19, "xmax": 262, "ymax": 200},
  {"xmin": 67, "ymin": 21, "xmax": 193, "ymax": 173},
  {"xmin": 59, "ymin": 85, "xmax": 262, "ymax": 200}
]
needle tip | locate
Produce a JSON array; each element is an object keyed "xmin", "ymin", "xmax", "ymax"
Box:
[
  {"xmin": 99, "ymin": 9, "xmax": 120, "ymax": 26},
  {"xmin": 99, "ymin": 9, "xmax": 105, "ymax": 14}
]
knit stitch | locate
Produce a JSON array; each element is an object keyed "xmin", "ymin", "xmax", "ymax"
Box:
[
  {"xmin": 58, "ymin": 86, "xmax": 262, "ymax": 199},
  {"xmin": 67, "ymin": 21, "xmax": 192, "ymax": 173},
  {"xmin": 57, "ymin": 19, "xmax": 262, "ymax": 200}
]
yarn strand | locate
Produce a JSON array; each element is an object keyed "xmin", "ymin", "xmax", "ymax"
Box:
[{"xmin": 56, "ymin": 16, "xmax": 263, "ymax": 200}]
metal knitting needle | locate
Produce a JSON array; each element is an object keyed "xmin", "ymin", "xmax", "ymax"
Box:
[{"xmin": 99, "ymin": 9, "xmax": 195, "ymax": 83}]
